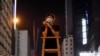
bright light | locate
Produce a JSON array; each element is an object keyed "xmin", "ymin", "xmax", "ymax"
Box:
[
  {"xmin": 83, "ymin": 32, "xmax": 86, "ymax": 38},
  {"xmin": 82, "ymin": 19, "xmax": 86, "ymax": 26},
  {"xmin": 80, "ymin": 50, "xmax": 100, "ymax": 56},
  {"xmin": 83, "ymin": 39, "xmax": 87, "ymax": 45},
  {"xmin": 82, "ymin": 18, "xmax": 87, "ymax": 45},
  {"xmin": 13, "ymin": 17, "xmax": 19, "ymax": 30},
  {"xmin": 82, "ymin": 26, "xmax": 86, "ymax": 32},
  {"xmin": 79, "ymin": 52, "xmax": 94, "ymax": 56},
  {"xmin": 13, "ymin": 18, "xmax": 19, "ymax": 23},
  {"xmin": 13, "ymin": 0, "xmax": 17, "ymax": 30}
]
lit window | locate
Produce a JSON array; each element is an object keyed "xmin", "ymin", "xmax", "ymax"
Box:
[
  {"xmin": 82, "ymin": 18, "xmax": 87, "ymax": 45},
  {"xmin": 83, "ymin": 38, "xmax": 87, "ymax": 45},
  {"xmin": 79, "ymin": 52, "xmax": 93, "ymax": 56}
]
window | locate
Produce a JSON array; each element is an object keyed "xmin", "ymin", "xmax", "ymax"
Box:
[
  {"xmin": 70, "ymin": 52, "xmax": 73, "ymax": 54},
  {"xmin": 66, "ymin": 43, "xmax": 68, "ymax": 46},
  {"xmin": 70, "ymin": 43, "xmax": 72, "ymax": 46},
  {"xmin": 70, "ymin": 48, "xmax": 73, "ymax": 50},
  {"xmin": 82, "ymin": 18, "xmax": 87, "ymax": 45},
  {"xmin": 0, "ymin": 20, "xmax": 1, "ymax": 25},
  {"xmin": 70, "ymin": 39, "xmax": 72, "ymax": 42},
  {"xmin": 66, "ymin": 48, "xmax": 68, "ymax": 50},
  {"xmin": 66, "ymin": 40, "xmax": 67, "ymax": 42},
  {"xmin": 66, "ymin": 52, "xmax": 68, "ymax": 54}
]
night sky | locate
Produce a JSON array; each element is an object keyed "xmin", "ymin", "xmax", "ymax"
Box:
[
  {"xmin": 17, "ymin": 0, "xmax": 65, "ymax": 26},
  {"xmin": 17, "ymin": 0, "xmax": 65, "ymax": 49}
]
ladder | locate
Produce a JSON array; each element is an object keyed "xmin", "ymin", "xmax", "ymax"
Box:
[{"xmin": 41, "ymin": 36, "xmax": 61, "ymax": 56}]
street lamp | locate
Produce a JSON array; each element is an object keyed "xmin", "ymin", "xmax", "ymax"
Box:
[
  {"xmin": 13, "ymin": 0, "xmax": 18, "ymax": 56},
  {"xmin": 14, "ymin": 0, "xmax": 17, "ymax": 30},
  {"xmin": 13, "ymin": 17, "xmax": 19, "ymax": 29},
  {"xmin": 13, "ymin": 18, "xmax": 19, "ymax": 23}
]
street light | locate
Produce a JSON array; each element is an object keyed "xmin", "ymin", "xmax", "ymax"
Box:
[
  {"xmin": 13, "ymin": 17, "xmax": 19, "ymax": 29},
  {"xmin": 13, "ymin": 18, "xmax": 19, "ymax": 23},
  {"xmin": 14, "ymin": 0, "xmax": 17, "ymax": 30},
  {"xmin": 13, "ymin": 0, "xmax": 18, "ymax": 56}
]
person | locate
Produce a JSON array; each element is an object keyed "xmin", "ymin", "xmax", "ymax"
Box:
[{"xmin": 42, "ymin": 14, "xmax": 60, "ymax": 37}]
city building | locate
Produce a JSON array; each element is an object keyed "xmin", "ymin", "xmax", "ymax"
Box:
[
  {"xmin": 62, "ymin": 35, "xmax": 74, "ymax": 56},
  {"xmin": 86, "ymin": 0, "xmax": 100, "ymax": 55},
  {"xmin": 19, "ymin": 30, "xmax": 31, "ymax": 56},
  {"xmin": 72, "ymin": 0, "xmax": 89, "ymax": 56},
  {"xmin": 0, "ymin": 0, "xmax": 12, "ymax": 55},
  {"xmin": 72, "ymin": 0, "xmax": 100, "ymax": 56},
  {"xmin": 64, "ymin": 0, "xmax": 74, "ymax": 56},
  {"xmin": 65, "ymin": 0, "xmax": 73, "ymax": 35}
]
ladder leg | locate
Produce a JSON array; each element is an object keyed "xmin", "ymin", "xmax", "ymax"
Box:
[
  {"xmin": 41, "ymin": 37, "xmax": 61, "ymax": 56},
  {"xmin": 42, "ymin": 39, "xmax": 45, "ymax": 56},
  {"xmin": 57, "ymin": 38, "xmax": 61, "ymax": 56}
]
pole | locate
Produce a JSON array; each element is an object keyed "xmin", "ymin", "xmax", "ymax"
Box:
[
  {"xmin": 14, "ymin": 0, "xmax": 18, "ymax": 56},
  {"xmin": 14, "ymin": 0, "xmax": 17, "ymax": 30},
  {"xmin": 35, "ymin": 28, "xmax": 39, "ymax": 56},
  {"xmin": 15, "ymin": 30, "xmax": 18, "ymax": 56}
]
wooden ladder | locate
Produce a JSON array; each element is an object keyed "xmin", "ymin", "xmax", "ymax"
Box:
[{"xmin": 41, "ymin": 37, "xmax": 61, "ymax": 56}]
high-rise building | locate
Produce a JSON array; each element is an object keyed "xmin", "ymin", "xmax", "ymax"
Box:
[
  {"xmin": 62, "ymin": 35, "xmax": 74, "ymax": 56},
  {"xmin": 0, "ymin": 0, "xmax": 12, "ymax": 55}
]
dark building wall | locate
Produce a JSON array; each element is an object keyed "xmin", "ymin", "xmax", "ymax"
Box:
[
  {"xmin": 0, "ymin": 0, "xmax": 2, "ymax": 10},
  {"xmin": 88, "ymin": 0, "xmax": 100, "ymax": 51},
  {"xmin": 65, "ymin": 0, "xmax": 73, "ymax": 35},
  {"xmin": 72, "ymin": 0, "xmax": 88, "ymax": 56}
]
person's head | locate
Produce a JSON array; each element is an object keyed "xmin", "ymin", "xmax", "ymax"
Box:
[{"xmin": 45, "ymin": 13, "xmax": 55, "ymax": 24}]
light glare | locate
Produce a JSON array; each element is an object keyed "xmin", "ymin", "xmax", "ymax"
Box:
[
  {"xmin": 80, "ymin": 52, "xmax": 93, "ymax": 56},
  {"xmin": 83, "ymin": 39, "xmax": 87, "ymax": 45},
  {"xmin": 82, "ymin": 18, "xmax": 87, "ymax": 45},
  {"xmin": 13, "ymin": 18, "xmax": 19, "ymax": 23}
]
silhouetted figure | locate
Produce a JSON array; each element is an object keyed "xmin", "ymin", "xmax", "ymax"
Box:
[{"xmin": 42, "ymin": 14, "xmax": 59, "ymax": 37}]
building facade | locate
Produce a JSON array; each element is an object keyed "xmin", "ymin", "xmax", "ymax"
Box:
[
  {"xmin": 87, "ymin": 0, "xmax": 100, "ymax": 54},
  {"xmin": 62, "ymin": 35, "xmax": 74, "ymax": 56},
  {"xmin": 65, "ymin": 0, "xmax": 73, "ymax": 35},
  {"xmin": 19, "ymin": 30, "xmax": 31, "ymax": 56},
  {"xmin": 0, "ymin": 0, "xmax": 12, "ymax": 55},
  {"xmin": 72, "ymin": 0, "xmax": 89, "ymax": 56}
]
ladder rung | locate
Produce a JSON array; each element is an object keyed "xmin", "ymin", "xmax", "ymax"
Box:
[
  {"xmin": 41, "ymin": 36, "xmax": 60, "ymax": 39},
  {"xmin": 44, "ymin": 49, "xmax": 58, "ymax": 53}
]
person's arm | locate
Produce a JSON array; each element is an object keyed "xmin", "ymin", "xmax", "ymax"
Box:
[
  {"xmin": 50, "ymin": 28, "xmax": 59, "ymax": 37},
  {"xmin": 46, "ymin": 23, "xmax": 59, "ymax": 37},
  {"xmin": 42, "ymin": 21, "xmax": 48, "ymax": 37},
  {"xmin": 42, "ymin": 27, "xmax": 48, "ymax": 37}
]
